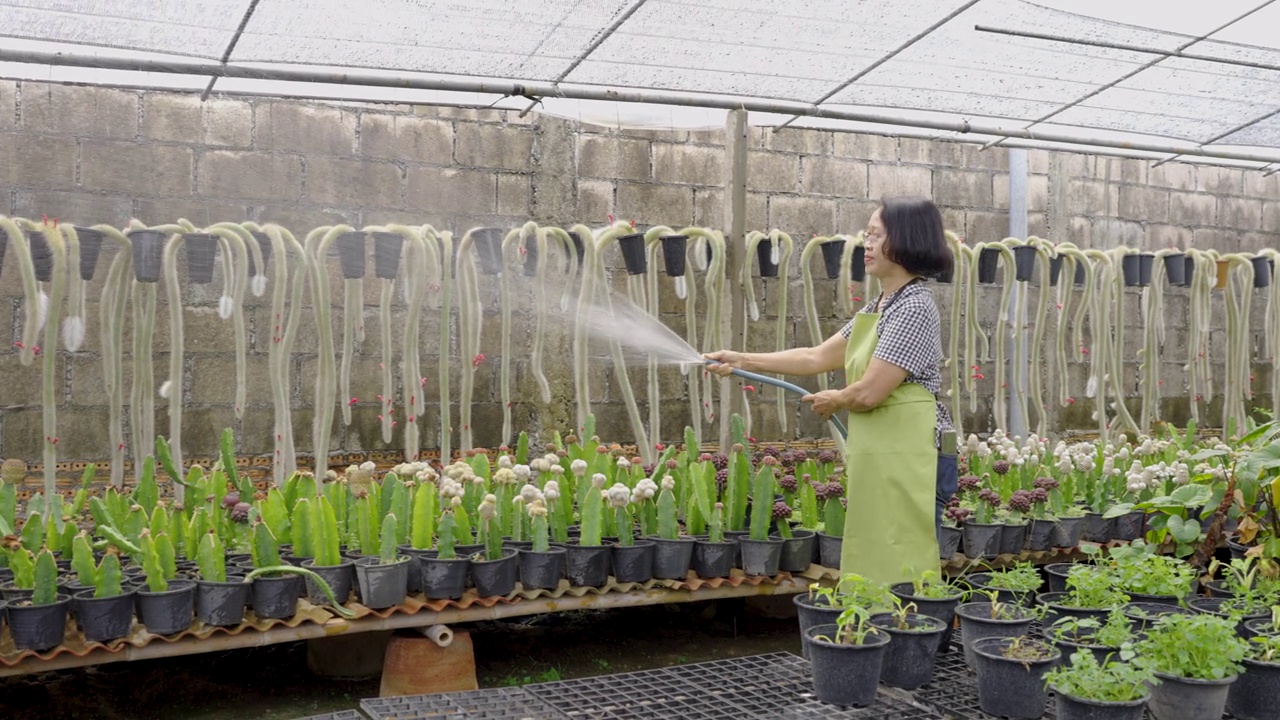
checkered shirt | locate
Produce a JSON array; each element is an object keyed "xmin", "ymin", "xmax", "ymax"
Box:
[{"xmin": 839, "ymin": 281, "xmax": 954, "ymax": 448}]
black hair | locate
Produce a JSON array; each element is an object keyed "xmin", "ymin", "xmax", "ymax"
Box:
[{"xmin": 877, "ymin": 195, "xmax": 953, "ymax": 280}]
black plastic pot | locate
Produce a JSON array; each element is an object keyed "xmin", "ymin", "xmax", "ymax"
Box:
[
  {"xmin": 723, "ymin": 529, "xmax": 748, "ymax": 565},
  {"xmin": 816, "ymin": 531, "xmax": 842, "ymax": 568},
  {"xmin": 1244, "ymin": 616, "xmax": 1280, "ymax": 639},
  {"xmin": 889, "ymin": 582, "xmax": 963, "ymax": 655},
  {"xmin": 335, "ymin": 231, "xmax": 366, "ymax": 279},
  {"xmin": 1148, "ymin": 671, "xmax": 1236, "ymax": 720},
  {"xmin": 691, "ymin": 539, "xmax": 735, "ymax": 579},
  {"xmin": 415, "ymin": 551, "xmax": 470, "ymax": 600},
  {"xmin": 1036, "ymin": 591, "xmax": 1113, "ymax": 629},
  {"xmin": 75, "ymin": 226, "xmax": 105, "ymax": 281},
  {"xmin": 299, "ymin": 559, "xmax": 354, "ymax": 606},
  {"xmin": 73, "ymin": 588, "xmax": 136, "ymax": 642},
  {"xmin": 1075, "ymin": 259, "xmax": 1087, "ymax": 287},
  {"xmin": 1053, "ymin": 687, "xmax": 1149, "ymax": 720},
  {"xmin": 1122, "ymin": 601, "xmax": 1193, "ymax": 633},
  {"xmin": 517, "ymin": 547, "xmax": 566, "ymax": 590},
  {"xmin": 27, "ymin": 229, "xmax": 53, "ymax": 282},
  {"xmin": 183, "ymin": 233, "xmax": 218, "ymax": 285},
  {"xmin": 1122, "ymin": 254, "xmax": 1141, "ymax": 287},
  {"xmin": 1112, "ymin": 510, "xmax": 1146, "ymax": 542},
  {"xmin": 737, "ymin": 537, "xmax": 782, "ymax": 577},
  {"xmin": 127, "ymin": 229, "xmax": 166, "ymax": 283},
  {"xmin": 194, "ymin": 578, "xmax": 249, "ymax": 627},
  {"xmin": 372, "ymin": 232, "xmax": 404, "ymax": 281},
  {"xmin": 1012, "ymin": 244, "xmax": 1036, "ymax": 282},
  {"xmin": 7, "ymin": 595, "xmax": 71, "ymax": 651},
  {"xmin": 1226, "ymin": 657, "xmax": 1280, "ymax": 720},
  {"xmin": 938, "ymin": 525, "xmax": 962, "ymax": 559},
  {"xmin": 1138, "ymin": 252, "xmax": 1155, "ymax": 286},
  {"xmin": 611, "ymin": 541, "xmax": 654, "ymax": 584},
  {"xmin": 804, "ymin": 623, "xmax": 890, "ymax": 708},
  {"xmin": 0, "ymin": 231, "xmax": 6, "ymax": 279},
  {"xmin": 1026, "ymin": 518, "xmax": 1055, "ymax": 551},
  {"xmin": 820, "ymin": 239, "xmax": 845, "ymax": 280},
  {"xmin": 471, "ymin": 227, "xmax": 505, "ymax": 275},
  {"xmin": 756, "ymin": 241, "xmax": 779, "ymax": 278},
  {"xmin": 1183, "ymin": 254, "xmax": 1197, "ymax": 287},
  {"xmin": 1164, "ymin": 252, "xmax": 1186, "ymax": 286},
  {"xmin": 999, "ymin": 521, "xmax": 1028, "ymax": 555},
  {"xmin": 1081, "ymin": 512, "xmax": 1113, "ymax": 543},
  {"xmin": 972, "ymin": 636, "xmax": 1061, "ymax": 719},
  {"xmin": 1254, "ymin": 255, "xmax": 1272, "ymax": 288},
  {"xmin": 961, "ymin": 521, "xmax": 1001, "ymax": 559},
  {"xmin": 777, "ymin": 529, "xmax": 815, "ymax": 573},
  {"xmin": 354, "ymin": 557, "xmax": 409, "ymax": 610},
  {"xmin": 248, "ymin": 231, "xmax": 273, "ymax": 275},
  {"xmin": 935, "ymin": 263, "xmax": 953, "ymax": 283},
  {"xmin": 660, "ymin": 235, "xmax": 687, "ymax": 277},
  {"xmin": 955, "ymin": 601, "xmax": 1035, "ymax": 668},
  {"xmin": 136, "ymin": 580, "xmax": 195, "ymax": 635},
  {"xmin": 1049, "ymin": 634, "xmax": 1121, "ymax": 668},
  {"xmin": 1124, "ymin": 589, "xmax": 1188, "ymax": 607},
  {"xmin": 649, "ymin": 536, "xmax": 695, "ymax": 579},
  {"xmin": 617, "ymin": 232, "xmax": 646, "ymax": 275},
  {"xmin": 567, "ymin": 232, "xmax": 585, "ymax": 272},
  {"xmin": 453, "ymin": 543, "xmax": 486, "ymax": 559},
  {"xmin": 1049, "ymin": 254, "xmax": 1064, "ymax": 286},
  {"xmin": 869, "ymin": 612, "xmax": 947, "ymax": 690},
  {"xmin": 1051, "ymin": 516, "xmax": 1085, "ymax": 548},
  {"xmin": 850, "ymin": 245, "xmax": 866, "ymax": 282},
  {"xmin": 1188, "ymin": 596, "xmax": 1268, "ymax": 636},
  {"xmin": 251, "ymin": 574, "xmax": 302, "ymax": 619},
  {"xmin": 793, "ymin": 593, "xmax": 842, "ymax": 660},
  {"xmin": 977, "ymin": 247, "xmax": 1000, "ymax": 284},
  {"xmin": 470, "ymin": 547, "xmax": 519, "ymax": 597}
]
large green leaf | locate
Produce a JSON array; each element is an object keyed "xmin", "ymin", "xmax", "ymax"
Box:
[
  {"xmin": 1170, "ymin": 484, "xmax": 1212, "ymax": 506},
  {"xmin": 1166, "ymin": 515, "xmax": 1201, "ymax": 545}
]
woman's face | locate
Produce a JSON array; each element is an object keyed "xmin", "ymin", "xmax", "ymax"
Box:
[{"xmin": 863, "ymin": 208, "xmax": 900, "ymax": 278}]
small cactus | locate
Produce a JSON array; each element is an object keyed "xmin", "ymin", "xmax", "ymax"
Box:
[
  {"xmin": 33, "ymin": 547, "xmax": 58, "ymax": 606},
  {"xmin": 410, "ymin": 479, "xmax": 437, "ymax": 550},
  {"xmin": 251, "ymin": 521, "xmax": 281, "ymax": 570},
  {"xmin": 313, "ymin": 495, "xmax": 342, "ymax": 567},
  {"xmin": 798, "ymin": 476, "xmax": 819, "ymax": 529},
  {"xmin": 1, "ymin": 458, "xmax": 26, "ymax": 485},
  {"xmin": 580, "ymin": 474, "xmax": 605, "ymax": 546},
  {"xmin": 71, "ymin": 532, "xmax": 97, "ymax": 586},
  {"xmin": 529, "ymin": 499, "xmax": 550, "ymax": 553},
  {"xmin": 379, "ymin": 513, "xmax": 400, "ymax": 564},
  {"xmin": 608, "ymin": 483, "xmax": 633, "ymax": 547},
  {"xmin": 197, "ymin": 530, "xmax": 226, "ymax": 583},
  {"xmin": 656, "ymin": 477, "xmax": 678, "ymax": 540},
  {"xmin": 95, "ymin": 551, "xmax": 123, "ymax": 599},
  {"xmin": 709, "ymin": 502, "xmax": 725, "ymax": 544},
  {"xmin": 292, "ymin": 497, "xmax": 314, "ymax": 559},
  {"xmin": 478, "ymin": 494, "xmax": 502, "ymax": 561},
  {"xmin": 139, "ymin": 529, "xmax": 172, "ymax": 593},
  {"xmin": 748, "ymin": 465, "xmax": 775, "ymax": 541},
  {"xmin": 437, "ymin": 510, "xmax": 458, "ymax": 560}
]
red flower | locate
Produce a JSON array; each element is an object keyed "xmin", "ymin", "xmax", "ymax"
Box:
[{"xmin": 473, "ymin": 353, "xmax": 486, "ymax": 367}]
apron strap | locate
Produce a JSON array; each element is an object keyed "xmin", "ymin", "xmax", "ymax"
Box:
[{"xmin": 872, "ymin": 277, "xmax": 922, "ymax": 314}]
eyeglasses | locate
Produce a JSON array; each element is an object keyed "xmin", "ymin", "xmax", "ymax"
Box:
[{"xmin": 864, "ymin": 229, "xmax": 886, "ymax": 242}]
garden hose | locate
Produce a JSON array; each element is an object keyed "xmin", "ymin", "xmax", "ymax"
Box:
[{"xmin": 704, "ymin": 361, "xmax": 848, "ymax": 439}]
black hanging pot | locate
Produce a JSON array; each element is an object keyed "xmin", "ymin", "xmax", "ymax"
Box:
[
  {"xmin": 135, "ymin": 579, "xmax": 195, "ymax": 635},
  {"xmin": 1253, "ymin": 255, "xmax": 1271, "ymax": 288},
  {"xmin": 0, "ymin": 228, "xmax": 7, "ymax": 279},
  {"xmin": 1138, "ymin": 252, "xmax": 1155, "ymax": 286},
  {"xmin": 1183, "ymin": 254, "xmax": 1197, "ymax": 288},
  {"xmin": 335, "ymin": 231, "xmax": 366, "ymax": 280},
  {"xmin": 850, "ymin": 245, "xmax": 867, "ymax": 282},
  {"xmin": 27, "ymin": 229, "xmax": 54, "ymax": 282},
  {"xmin": 248, "ymin": 232, "xmax": 274, "ymax": 275},
  {"xmin": 1049, "ymin": 255, "xmax": 1063, "ymax": 287},
  {"xmin": 1012, "ymin": 244, "xmax": 1037, "ymax": 282},
  {"xmin": 183, "ymin": 233, "xmax": 218, "ymax": 285},
  {"xmin": 660, "ymin": 235, "xmax": 687, "ymax": 277},
  {"xmin": 7, "ymin": 595, "xmax": 72, "ymax": 652},
  {"xmin": 517, "ymin": 546, "xmax": 566, "ymax": 591},
  {"xmin": 128, "ymin": 229, "xmax": 166, "ymax": 283},
  {"xmin": 611, "ymin": 540, "xmax": 655, "ymax": 584},
  {"xmin": 617, "ymin": 232, "xmax": 647, "ymax": 275},
  {"xmin": 567, "ymin": 231, "xmax": 585, "ymax": 272},
  {"xmin": 756, "ymin": 241, "xmax": 780, "ymax": 278},
  {"xmin": 1074, "ymin": 260, "xmax": 1087, "ymax": 287},
  {"xmin": 372, "ymin": 232, "xmax": 404, "ymax": 281},
  {"xmin": 251, "ymin": 574, "xmax": 302, "ymax": 619},
  {"xmin": 73, "ymin": 588, "xmax": 137, "ymax": 643},
  {"xmin": 194, "ymin": 577, "xmax": 249, "ymax": 627},
  {"xmin": 1164, "ymin": 252, "xmax": 1186, "ymax": 286},
  {"xmin": 470, "ymin": 227, "xmax": 505, "ymax": 276},
  {"xmin": 935, "ymin": 263, "xmax": 954, "ymax": 284},
  {"xmin": 977, "ymin": 247, "xmax": 1000, "ymax": 284},
  {"xmin": 75, "ymin": 227, "xmax": 105, "ymax": 281},
  {"xmin": 820, "ymin": 239, "xmax": 845, "ymax": 280},
  {"xmin": 1121, "ymin": 254, "xmax": 1141, "ymax": 287}
]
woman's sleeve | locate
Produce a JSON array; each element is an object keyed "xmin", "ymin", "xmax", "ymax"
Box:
[{"xmin": 873, "ymin": 297, "xmax": 940, "ymax": 376}]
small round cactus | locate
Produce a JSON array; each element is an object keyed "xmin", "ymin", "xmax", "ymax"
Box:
[
  {"xmin": 0, "ymin": 458, "xmax": 26, "ymax": 485},
  {"xmin": 992, "ymin": 460, "xmax": 1011, "ymax": 475},
  {"xmin": 778, "ymin": 474, "xmax": 798, "ymax": 492},
  {"xmin": 771, "ymin": 501, "xmax": 792, "ymax": 521}
]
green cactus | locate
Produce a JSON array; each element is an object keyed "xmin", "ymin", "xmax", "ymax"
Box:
[
  {"xmin": 510, "ymin": 498, "xmax": 525, "ymax": 542},
  {"xmin": 72, "ymin": 532, "xmax": 97, "ymax": 586},
  {"xmin": 410, "ymin": 480, "xmax": 437, "ymax": 550},
  {"xmin": 516, "ymin": 431, "xmax": 530, "ymax": 465},
  {"xmin": 824, "ymin": 495, "xmax": 845, "ymax": 539},
  {"xmin": 282, "ymin": 472, "xmax": 301, "ymax": 510},
  {"xmin": 657, "ymin": 479, "xmax": 678, "ymax": 540},
  {"xmin": 379, "ymin": 513, "xmax": 399, "ymax": 564},
  {"xmin": 69, "ymin": 463, "xmax": 96, "ymax": 517},
  {"xmin": 20, "ymin": 511, "xmax": 44, "ymax": 553},
  {"xmin": 186, "ymin": 507, "xmax": 211, "ymax": 563},
  {"xmin": 479, "ymin": 495, "xmax": 502, "ymax": 561},
  {"xmin": 262, "ymin": 488, "xmax": 291, "ymax": 545},
  {"xmin": 133, "ymin": 455, "xmax": 158, "ymax": 515},
  {"xmin": 799, "ymin": 479, "xmax": 819, "ymax": 529},
  {"xmin": 313, "ymin": 495, "xmax": 342, "ymax": 567},
  {"xmin": 387, "ymin": 478, "xmax": 410, "ymax": 545},
  {"xmin": 221, "ymin": 428, "xmax": 250, "ymax": 498},
  {"xmin": 548, "ymin": 486, "xmax": 569, "ymax": 544},
  {"xmin": 150, "ymin": 503, "xmax": 171, "ymax": 538},
  {"xmin": 453, "ymin": 500, "xmax": 474, "ymax": 545},
  {"xmin": 198, "ymin": 530, "xmax": 227, "ymax": 583},
  {"xmin": 155, "ymin": 436, "xmax": 197, "ymax": 491},
  {"xmin": 292, "ymin": 497, "xmax": 314, "ymax": 559},
  {"xmin": 437, "ymin": 510, "xmax": 458, "ymax": 560},
  {"xmin": 97, "ymin": 523, "xmax": 142, "ymax": 558},
  {"xmin": 0, "ymin": 458, "xmax": 23, "ymax": 533},
  {"xmin": 580, "ymin": 478, "xmax": 604, "ymax": 546},
  {"xmin": 33, "ymin": 548, "xmax": 58, "ymax": 606},
  {"xmin": 95, "ymin": 552, "xmax": 123, "ymax": 598},
  {"xmin": 530, "ymin": 501, "xmax": 550, "ymax": 553},
  {"xmin": 123, "ymin": 504, "xmax": 147, "ymax": 544},
  {"xmin": 7, "ymin": 546, "xmax": 34, "ymax": 588},
  {"xmin": 749, "ymin": 466, "xmax": 775, "ymax": 541},
  {"xmin": 726, "ymin": 452, "xmax": 750, "ymax": 532},
  {"xmin": 252, "ymin": 521, "xmax": 281, "ymax": 569},
  {"xmin": 355, "ymin": 495, "xmax": 377, "ymax": 556},
  {"xmin": 139, "ymin": 530, "xmax": 170, "ymax": 593},
  {"xmin": 709, "ymin": 502, "xmax": 725, "ymax": 544}
]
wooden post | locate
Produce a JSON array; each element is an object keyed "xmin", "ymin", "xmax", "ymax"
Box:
[{"xmin": 720, "ymin": 108, "xmax": 749, "ymax": 449}]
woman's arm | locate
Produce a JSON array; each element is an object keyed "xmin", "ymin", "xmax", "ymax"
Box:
[{"xmin": 704, "ymin": 330, "xmax": 846, "ymax": 377}]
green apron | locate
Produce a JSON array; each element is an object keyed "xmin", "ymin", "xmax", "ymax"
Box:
[{"xmin": 838, "ymin": 304, "xmax": 940, "ymax": 587}]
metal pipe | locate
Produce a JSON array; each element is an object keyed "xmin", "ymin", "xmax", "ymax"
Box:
[
  {"xmin": 704, "ymin": 361, "xmax": 849, "ymax": 438},
  {"xmin": 1008, "ymin": 149, "xmax": 1029, "ymax": 440},
  {"xmin": 3, "ymin": 47, "xmax": 1280, "ymax": 165},
  {"xmin": 201, "ymin": 0, "xmax": 262, "ymax": 101}
]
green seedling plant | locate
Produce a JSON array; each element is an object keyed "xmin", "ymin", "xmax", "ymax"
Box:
[
  {"xmin": 378, "ymin": 514, "xmax": 403, "ymax": 564},
  {"xmin": 813, "ymin": 574, "xmax": 895, "ymax": 645},
  {"xmin": 1207, "ymin": 556, "xmax": 1280, "ymax": 610},
  {"xmin": 1134, "ymin": 611, "xmax": 1247, "ymax": 681},
  {"xmin": 908, "ymin": 569, "xmax": 965, "ymax": 600},
  {"xmin": 1247, "ymin": 633, "xmax": 1280, "ymax": 663},
  {"xmin": 980, "ymin": 562, "xmax": 1042, "ymax": 594},
  {"xmin": 1061, "ymin": 564, "xmax": 1130, "ymax": 608},
  {"xmin": 410, "ymin": 477, "xmax": 438, "ymax": 550},
  {"xmin": 1042, "ymin": 649, "xmax": 1156, "ymax": 703},
  {"xmin": 1105, "ymin": 542, "xmax": 1199, "ymax": 598}
]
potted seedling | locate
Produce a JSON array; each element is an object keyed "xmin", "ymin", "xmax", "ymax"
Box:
[
  {"xmin": 793, "ymin": 581, "xmax": 847, "ymax": 660},
  {"xmin": 193, "ymin": 529, "xmax": 249, "ymax": 627},
  {"xmin": 1134, "ymin": 611, "xmax": 1248, "ymax": 720},
  {"xmin": 1044, "ymin": 649, "xmax": 1154, "ymax": 720},
  {"xmin": 4, "ymin": 544, "xmax": 71, "ymax": 651},
  {"xmin": 889, "ymin": 569, "xmax": 966, "ymax": 654},
  {"xmin": 739, "ymin": 462, "xmax": 784, "ymax": 577},
  {"xmin": 69, "ymin": 533, "xmax": 135, "ymax": 643},
  {"xmin": 966, "ymin": 561, "xmax": 1042, "ymax": 606},
  {"xmin": 1038, "ymin": 563, "xmax": 1130, "ymax": 627},
  {"xmin": 805, "ymin": 574, "xmax": 894, "ymax": 708},
  {"xmin": 1046, "ymin": 608, "xmax": 1136, "ymax": 667},
  {"xmin": 971, "ymin": 634, "xmax": 1062, "ymax": 719},
  {"xmin": 954, "ymin": 589, "xmax": 1039, "ymax": 668},
  {"xmin": 297, "ymin": 496, "xmax": 355, "ymax": 607},
  {"xmin": 869, "ymin": 598, "xmax": 948, "ymax": 690},
  {"xmin": 610, "ymin": 481, "xmax": 655, "ymax": 584},
  {"xmin": 649, "ymin": 476, "xmax": 695, "ymax": 579},
  {"xmin": 470, "ymin": 494, "xmax": 518, "ymax": 597},
  {"xmin": 1226, "ymin": 634, "xmax": 1280, "ymax": 720},
  {"xmin": 353, "ymin": 513, "xmax": 410, "ymax": 610},
  {"xmin": 518, "ymin": 492, "xmax": 566, "ymax": 591},
  {"xmin": 1107, "ymin": 543, "xmax": 1199, "ymax": 604}
]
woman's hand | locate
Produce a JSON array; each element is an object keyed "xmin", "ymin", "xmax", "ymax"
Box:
[
  {"xmin": 801, "ymin": 389, "xmax": 844, "ymax": 418},
  {"xmin": 702, "ymin": 350, "xmax": 745, "ymax": 377}
]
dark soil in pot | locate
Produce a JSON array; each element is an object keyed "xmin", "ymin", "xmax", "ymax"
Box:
[
  {"xmin": 776, "ymin": 529, "xmax": 815, "ymax": 572},
  {"xmin": 8, "ymin": 595, "xmax": 72, "ymax": 652},
  {"xmin": 971, "ymin": 636, "xmax": 1061, "ymax": 719},
  {"xmin": 869, "ymin": 612, "xmax": 947, "ymax": 689},
  {"xmin": 1122, "ymin": 601, "xmax": 1193, "ymax": 633},
  {"xmin": 1082, "ymin": 512, "xmax": 1114, "ymax": 543},
  {"xmin": 416, "ymin": 551, "xmax": 471, "ymax": 600},
  {"xmin": 792, "ymin": 593, "xmax": 842, "ymax": 660},
  {"xmin": 815, "ymin": 531, "xmax": 842, "ymax": 567},
  {"xmin": 73, "ymin": 588, "xmax": 137, "ymax": 642},
  {"xmin": 691, "ymin": 540, "xmax": 734, "ymax": 579},
  {"xmin": 737, "ymin": 537, "xmax": 782, "ymax": 577},
  {"xmin": 517, "ymin": 547, "xmax": 566, "ymax": 590},
  {"xmin": 611, "ymin": 540, "xmax": 654, "ymax": 584},
  {"xmin": 300, "ymin": 559, "xmax": 355, "ymax": 606},
  {"xmin": 1050, "ymin": 515, "xmax": 1085, "ymax": 548},
  {"xmin": 890, "ymin": 582, "xmax": 963, "ymax": 655},
  {"xmin": 1148, "ymin": 671, "xmax": 1236, "ymax": 720},
  {"xmin": 955, "ymin": 601, "xmax": 1035, "ymax": 668},
  {"xmin": 1026, "ymin": 518, "xmax": 1055, "ymax": 551},
  {"xmin": 804, "ymin": 623, "xmax": 890, "ymax": 708},
  {"xmin": 1052, "ymin": 687, "xmax": 1149, "ymax": 720},
  {"xmin": 999, "ymin": 522, "xmax": 1028, "ymax": 555},
  {"xmin": 961, "ymin": 521, "xmax": 1001, "ymax": 558},
  {"xmin": 1226, "ymin": 657, "xmax": 1280, "ymax": 720},
  {"xmin": 938, "ymin": 524, "xmax": 962, "ymax": 559},
  {"xmin": 194, "ymin": 578, "xmax": 249, "ymax": 627},
  {"xmin": 470, "ymin": 547, "xmax": 519, "ymax": 597},
  {"xmin": 649, "ymin": 536, "xmax": 695, "ymax": 579},
  {"xmin": 354, "ymin": 557, "xmax": 410, "ymax": 610},
  {"xmin": 251, "ymin": 574, "xmax": 302, "ymax": 619},
  {"xmin": 136, "ymin": 580, "xmax": 195, "ymax": 635}
]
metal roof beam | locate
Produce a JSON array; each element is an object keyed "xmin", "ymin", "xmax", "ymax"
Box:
[{"xmin": 200, "ymin": 0, "xmax": 261, "ymax": 101}]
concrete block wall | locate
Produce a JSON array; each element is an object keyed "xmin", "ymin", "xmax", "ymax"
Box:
[{"xmin": 1, "ymin": 79, "xmax": 1278, "ymax": 464}]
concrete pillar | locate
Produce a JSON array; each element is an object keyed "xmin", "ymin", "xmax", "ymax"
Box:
[{"xmin": 721, "ymin": 109, "xmax": 749, "ymax": 449}]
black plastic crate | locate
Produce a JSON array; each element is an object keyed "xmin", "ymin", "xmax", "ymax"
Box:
[
  {"xmin": 361, "ymin": 688, "xmax": 553, "ymax": 720},
  {"xmin": 293, "ymin": 711, "xmax": 367, "ymax": 720}
]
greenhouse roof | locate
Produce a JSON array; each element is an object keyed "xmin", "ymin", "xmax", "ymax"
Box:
[{"xmin": 2, "ymin": 0, "xmax": 1280, "ymax": 169}]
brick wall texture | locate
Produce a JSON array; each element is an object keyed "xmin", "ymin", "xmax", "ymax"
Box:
[{"xmin": 2, "ymin": 80, "xmax": 1279, "ymax": 463}]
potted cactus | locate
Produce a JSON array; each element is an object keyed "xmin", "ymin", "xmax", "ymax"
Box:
[
  {"xmin": 469, "ymin": 494, "xmax": 518, "ymax": 597},
  {"xmin": 649, "ymin": 476, "xmax": 694, "ymax": 579},
  {"xmin": 247, "ymin": 522, "xmax": 301, "ymax": 620},
  {"xmin": 353, "ymin": 513, "xmax": 411, "ymax": 610},
  {"xmin": 517, "ymin": 487, "xmax": 566, "ymax": 591},
  {"xmin": 691, "ymin": 503, "xmax": 735, "ymax": 579},
  {"xmin": 3, "ymin": 545, "xmax": 71, "ymax": 651},
  {"xmin": 297, "ymin": 496, "xmax": 355, "ymax": 607},
  {"xmin": 420, "ymin": 509, "xmax": 470, "ymax": 600},
  {"xmin": 739, "ymin": 461, "xmax": 784, "ymax": 576},
  {"xmin": 193, "ymin": 529, "xmax": 249, "ymax": 627},
  {"xmin": 564, "ymin": 474, "xmax": 612, "ymax": 588},
  {"xmin": 134, "ymin": 528, "xmax": 195, "ymax": 636},
  {"xmin": 69, "ymin": 533, "xmax": 136, "ymax": 643},
  {"xmin": 611, "ymin": 480, "xmax": 655, "ymax": 584},
  {"xmin": 814, "ymin": 477, "xmax": 846, "ymax": 567}
]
